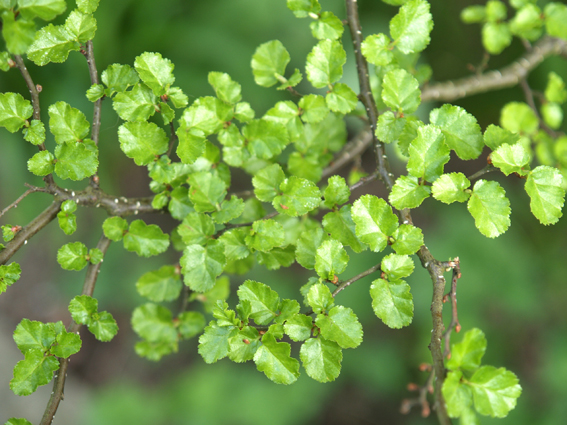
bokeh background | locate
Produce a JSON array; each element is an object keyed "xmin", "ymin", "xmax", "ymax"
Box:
[{"xmin": 1, "ymin": 0, "xmax": 566, "ymax": 424}]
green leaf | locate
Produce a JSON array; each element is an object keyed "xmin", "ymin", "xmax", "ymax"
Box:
[
  {"xmin": 482, "ymin": 22, "xmax": 512, "ymax": 55},
  {"xmin": 176, "ymin": 127, "xmax": 206, "ymax": 165},
  {"xmin": 177, "ymin": 212, "xmax": 214, "ymax": 246},
  {"xmin": 510, "ymin": 4, "xmax": 543, "ymax": 40},
  {"xmin": 256, "ymin": 246, "xmax": 296, "ymax": 270},
  {"xmin": 86, "ymin": 85, "xmax": 104, "ymax": 103},
  {"xmin": 389, "ymin": 175, "xmax": 431, "ymax": 210},
  {"xmin": 470, "ymin": 366, "xmax": 522, "ymax": 418},
  {"xmin": 27, "ymin": 24, "xmax": 80, "ymax": 66},
  {"xmin": 407, "ymin": 124, "xmax": 450, "ymax": 181},
  {"xmin": 254, "ymin": 333, "xmax": 300, "ymax": 384},
  {"xmin": 54, "ymin": 140, "xmax": 98, "ymax": 181},
  {"xmin": 134, "ymin": 52, "xmax": 175, "ymax": 97},
  {"xmin": 27, "ymin": 150, "xmax": 54, "ymax": 176},
  {"xmin": 432, "ymin": 173, "xmax": 471, "ymax": 204},
  {"xmin": 57, "ymin": 241, "xmax": 88, "ymax": 270},
  {"xmin": 50, "ymin": 329, "xmax": 81, "ymax": 358},
  {"xmin": 541, "ymin": 102, "xmax": 563, "ymax": 130},
  {"xmin": 316, "ymin": 305, "xmax": 362, "ymax": 349},
  {"xmin": 545, "ymin": 72, "xmax": 567, "ymax": 104},
  {"xmin": 370, "ymin": 279, "xmax": 413, "ymax": 329},
  {"xmin": 68, "ymin": 295, "xmax": 97, "ymax": 325},
  {"xmin": 323, "ymin": 175, "xmax": 350, "ymax": 209},
  {"xmin": 101, "ymin": 64, "xmax": 139, "ymax": 95},
  {"xmin": 315, "ymin": 240, "xmax": 349, "ymax": 281},
  {"xmin": 5, "ymin": 419, "xmax": 34, "ymax": 425},
  {"xmin": 443, "ymin": 370, "xmax": 474, "ymax": 418},
  {"xmin": 305, "ymin": 39, "xmax": 345, "ymax": 88},
  {"xmin": 326, "ymin": 83, "xmax": 358, "ymax": 114},
  {"xmin": 310, "ymin": 11, "xmax": 343, "ymax": 40},
  {"xmin": 286, "ymin": 0, "xmax": 320, "ymax": 18},
  {"xmin": 198, "ymin": 321, "xmax": 236, "ymax": 364},
  {"xmin": 251, "ymin": 40, "xmax": 290, "ymax": 87},
  {"xmin": 273, "ymin": 176, "xmax": 321, "ymax": 216},
  {"xmin": 295, "ymin": 226, "xmax": 325, "ymax": 270},
  {"xmin": 381, "ymin": 68, "xmax": 421, "ymax": 113},
  {"xmin": 218, "ymin": 228, "xmax": 251, "ymax": 261},
  {"xmin": 57, "ymin": 200, "xmax": 77, "ymax": 235},
  {"xmin": 376, "ymin": 111, "xmax": 406, "ymax": 144},
  {"xmin": 300, "ymin": 336, "xmax": 342, "ymax": 382},
  {"xmin": 132, "ymin": 303, "xmax": 177, "ymax": 343},
  {"xmin": 18, "ymin": 0, "xmax": 66, "ymax": 21},
  {"xmin": 208, "ymin": 71, "xmax": 242, "ymax": 104},
  {"xmin": 545, "ymin": 3, "xmax": 567, "ymax": 40},
  {"xmin": 284, "ymin": 314, "xmax": 313, "ymax": 342},
  {"xmin": 234, "ymin": 101, "xmax": 255, "ymax": 123},
  {"xmin": 112, "ymin": 82, "xmax": 157, "ymax": 122},
  {"xmin": 298, "ymin": 94, "xmax": 329, "ymax": 123},
  {"xmin": 88, "ymin": 248, "xmax": 103, "ymax": 265},
  {"xmin": 352, "ymin": 194, "xmax": 398, "ymax": 252},
  {"xmin": 500, "ymin": 101, "xmax": 539, "ymax": 135},
  {"xmin": 391, "ymin": 224, "xmax": 423, "ymax": 255},
  {"xmin": 10, "ymin": 349, "xmax": 59, "ymax": 396},
  {"xmin": 23, "ymin": 120, "xmax": 46, "ymax": 145},
  {"xmin": 483, "ymin": 124, "xmax": 520, "ymax": 151},
  {"xmin": 1, "ymin": 12, "xmax": 35, "ymax": 55},
  {"xmin": 77, "ymin": 0, "xmax": 100, "ymax": 14},
  {"xmin": 525, "ymin": 165, "xmax": 565, "ymax": 225},
  {"xmin": 228, "ymin": 326, "xmax": 261, "ymax": 363},
  {"xmin": 212, "ymin": 196, "xmax": 245, "ymax": 224},
  {"xmin": 491, "ymin": 142, "xmax": 531, "ymax": 176},
  {"xmin": 244, "ymin": 118, "xmax": 289, "ymax": 160},
  {"xmin": 390, "ymin": 0, "xmax": 433, "ymax": 54},
  {"xmin": 0, "ymin": 262, "xmax": 21, "ymax": 294},
  {"xmin": 64, "ymin": 10, "xmax": 96, "ymax": 43},
  {"xmin": 102, "ymin": 216, "xmax": 128, "ymax": 241},
  {"xmin": 467, "ymin": 180, "xmax": 511, "ymax": 238},
  {"xmin": 180, "ymin": 241, "xmax": 226, "ymax": 292},
  {"xmin": 187, "ymin": 171, "xmax": 227, "ymax": 212},
  {"xmin": 361, "ymin": 33, "xmax": 394, "ymax": 66},
  {"xmin": 322, "ymin": 205, "xmax": 368, "ymax": 253},
  {"xmin": 88, "ymin": 311, "xmax": 118, "ymax": 342},
  {"xmin": 447, "ymin": 328, "xmax": 487, "ymax": 371},
  {"xmin": 430, "ymin": 104, "xmax": 483, "ymax": 160},
  {"xmin": 134, "ymin": 340, "xmax": 177, "ymax": 361},
  {"xmin": 381, "ymin": 253, "xmax": 414, "ymax": 280},
  {"xmin": 237, "ymin": 280, "xmax": 280, "ymax": 326},
  {"xmin": 0, "ymin": 92, "xmax": 33, "ymax": 133},
  {"xmin": 245, "ymin": 219, "xmax": 285, "ymax": 252},
  {"xmin": 13, "ymin": 319, "xmax": 55, "ymax": 354},
  {"xmin": 307, "ymin": 282, "xmax": 335, "ymax": 314},
  {"xmin": 118, "ymin": 121, "xmax": 168, "ymax": 166},
  {"xmin": 136, "ymin": 265, "xmax": 182, "ymax": 302},
  {"xmin": 177, "ymin": 311, "xmax": 206, "ymax": 339},
  {"xmin": 123, "ymin": 219, "xmax": 170, "ymax": 257},
  {"xmin": 180, "ymin": 96, "xmax": 232, "ymax": 136},
  {"xmin": 252, "ymin": 163, "xmax": 286, "ymax": 202}
]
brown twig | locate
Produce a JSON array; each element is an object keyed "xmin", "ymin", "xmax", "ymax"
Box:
[
  {"xmin": 441, "ymin": 258, "xmax": 461, "ymax": 358},
  {"xmin": 40, "ymin": 234, "xmax": 111, "ymax": 425},
  {"xmin": 468, "ymin": 164, "xmax": 496, "ymax": 181},
  {"xmin": 0, "ymin": 186, "xmax": 43, "ymax": 219},
  {"xmin": 422, "ymin": 36, "xmax": 567, "ymax": 103},
  {"xmin": 321, "ymin": 129, "xmax": 373, "ymax": 180},
  {"xmin": 84, "ymin": 40, "xmax": 102, "ymax": 146},
  {"xmin": 401, "ymin": 366, "xmax": 435, "ymax": 418},
  {"xmin": 332, "ymin": 263, "xmax": 381, "ymax": 297}
]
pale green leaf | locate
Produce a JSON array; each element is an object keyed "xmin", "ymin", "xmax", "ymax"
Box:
[
  {"xmin": 323, "ymin": 175, "xmax": 350, "ymax": 209},
  {"xmin": 0, "ymin": 92, "xmax": 33, "ymax": 133},
  {"xmin": 198, "ymin": 321, "xmax": 236, "ymax": 364},
  {"xmin": 389, "ymin": 175, "xmax": 431, "ymax": 209},
  {"xmin": 470, "ymin": 366, "xmax": 522, "ymax": 418},
  {"xmin": 251, "ymin": 40, "xmax": 290, "ymax": 87},
  {"xmin": 491, "ymin": 142, "xmax": 531, "ymax": 176},
  {"xmin": 500, "ymin": 101, "xmax": 539, "ymax": 135},
  {"xmin": 50, "ymin": 329, "xmax": 81, "ymax": 358},
  {"xmin": 305, "ymin": 39, "xmax": 345, "ymax": 88},
  {"xmin": 187, "ymin": 171, "xmax": 227, "ymax": 212},
  {"xmin": 180, "ymin": 241, "xmax": 226, "ymax": 292},
  {"xmin": 326, "ymin": 83, "xmax": 358, "ymax": 114},
  {"xmin": 310, "ymin": 11, "xmax": 343, "ymax": 40},
  {"xmin": 134, "ymin": 52, "xmax": 175, "ymax": 97},
  {"xmin": 180, "ymin": 96, "xmax": 232, "ymax": 136},
  {"xmin": 254, "ymin": 333, "xmax": 300, "ymax": 384},
  {"xmin": 123, "ymin": 219, "xmax": 170, "ymax": 257},
  {"xmin": 252, "ymin": 163, "xmax": 285, "ymax": 202},
  {"xmin": 27, "ymin": 24, "xmax": 80, "ymax": 66},
  {"xmin": 208, "ymin": 71, "xmax": 241, "ymax": 104},
  {"xmin": 218, "ymin": 227, "xmax": 251, "ymax": 261},
  {"xmin": 273, "ymin": 176, "xmax": 321, "ymax": 216},
  {"xmin": 57, "ymin": 241, "xmax": 88, "ymax": 270},
  {"xmin": 256, "ymin": 246, "xmax": 296, "ymax": 270},
  {"xmin": 381, "ymin": 253, "xmax": 414, "ymax": 280},
  {"xmin": 77, "ymin": 0, "xmax": 100, "ymax": 14},
  {"xmin": 295, "ymin": 226, "xmax": 326, "ymax": 270},
  {"xmin": 525, "ymin": 165, "xmax": 565, "ymax": 225},
  {"xmin": 136, "ymin": 265, "xmax": 182, "ymax": 302},
  {"xmin": 307, "ymin": 282, "xmax": 335, "ymax": 314},
  {"xmin": 131, "ymin": 303, "xmax": 177, "ymax": 343},
  {"xmin": 483, "ymin": 124, "xmax": 520, "ymax": 151},
  {"xmin": 467, "ymin": 180, "xmax": 511, "ymax": 238},
  {"xmin": 443, "ymin": 370, "xmax": 474, "ymax": 418},
  {"xmin": 10, "ymin": 349, "xmax": 59, "ymax": 396},
  {"xmin": 314, "ymin": 240, "xmax": 349, "ymax": 281},
  {"xmin": 212, "ymin": 196, "xmax": 245, "ymax": 224},
  {"xmin": 177, "ymin": 311, "xmax": 206, "ymax": 340},
  {"xmin": 351, "ymin": 194, "xmax": 398, "ymax": 252},
  {"xmin": 244, "ymin": 118, "xmax": 289, "ymax": 160},
  {"xmin": 375, "ymin": 111, "xmax": 406, "ymax": 144},
  {"xmin": 23, "ymin": 119, "xmax": 46, "ymax": 145},
  {"xmin": 381, "ymin": 68, "xmax": 421, "ymax": 113},
  {"xmin": 408, "ymin": 124, "xmax": 450, "ymax": 181},
  {"xmin": 432, "ymin": 172, "xmax": 471, "ymax": 204},
  {"xmin": 101, "ymin": 63, "xmax": 139, "ymax": 95},
  {"xmin": 1, "ymin": 12, "xmax": 35, "ymax": 55},
  {"xmin": 112, "ymin": 82, "xmax": 157, "ymax": 121},
  {"xmin": 176, "ymin": 212, "xmax": 214, "ymax": 246},
  {"xmin": 390, "ymin": 0, "xmax": 433, "ymax": 54},
  {"xmin": 245, "ymin": 219, "xmax": 285, "ymax": 252},
  {"xmin": 316, "ymin": 305, "xmax": 362, "ymax": 349},
  {"xmin": 228, "ymin": 326, "xmax": 261, "ymax": 363},
  {"xmin": 88, "ymin": 311, "xmax": 118, "ymax": 342},
  {"xmin": 447, "ymin": 328, "xmax": 487, "ymax": 371},
  {"xmin": 68, "ymin": 295, "xmax": 97, "ymax": 325},
  {"xmin": 64, "ymin": 10, "xmax": 96, "ymax": 42},
  {"xmin": 102, "ymin": 216, "xmax": 128, "ymax": 241},
  {"xmin": 370, "ymin": 279, "xmax": 413, "ymax": 328},
  {"xmin": 27, "ymin": 150, "xmax": 54, "ymax": 176},
  {"xmin": 361, "ymin": 33, "xmax": 394, "ymax": 66},
  {"xmin": 482, "ymin": 22, "xmax": 512, "ymax": 55},
  {"xmin": 13, "ymin": 319, "xmax": 55, "ymax": 354},
  {"xmin": 430, "ymin": 104, "xmax": 483, "ymax": 160},
  {"xmin": 286, "ymin": 0, "xmax": 321, "ymax": 18},
  {"xmin": 391, "ymin": 224, "xmax": 423, "ymax": 255},
  {"xmin": 18, "ymin": 0, "xmax": 66, "ymax": 21},
  {"xmin": 545, "ymin": 3, "xmax": 567, "ymax": 40},
  {"xmin": 118, "ymin": 120, "xmax": 168, "ymax": 165},
  {"xmin": 300, "ymin": 336, "xmax": 342, "ymax": 382},
  {"xmin": 237, "ymin": 280, "xmax": 280, "ymax": 326},
  {"xmin": 298, "ymin": 94, "xmax": 329, "ymax": 123},
  {"xmin": 48, "ymin": 101, "xmax": 90, "ymax": 143},
  {"xmin": 284, "ymin": 314, "xmax": 313, "ymax": 342},
  {"xmin": 0, "ymin": 262, "xmax": 21, "ymax": 294}
]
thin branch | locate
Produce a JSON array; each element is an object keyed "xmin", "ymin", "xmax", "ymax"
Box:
[
  {"xmin": 40, "ymin": 234, "xmax": 111, "ymax": 425},
  {"xmin": 321, "ymin": 129, "xmax": 373, "ymax": 180},
  {"xmin": 0, "ymin": 186, "xmax": 42, "ymax": 219},
  {"xmin": 442, "ymin": 258, "xmax": 462, "ymax": 358},
  {"xmin": 84, "ymin": 40, "xmax": 102, "ymax": 146},
  {"xmin": 218, "ymin": 210, "xmax": 279, "ymax": 235},
  {"xmin": 332, "ymin": 263, "xmax": 381, "ymax": 297},
  {"xmin": 468, "ymin": 164, "xmax": 496, "ymax": 182},
  {"xmin": 344, "ymin": 0, "xmax": 394, "ymax": 191},
  {"xmin": 422, "ymin": 36, "xmax": 567, "ymax": 103},
  {"xmin": 13, "ymin": 55, "xmax": 41, "ymax": 122},
  {"xmin": 519, "ymin": 77, "xmax": 558, "ymax": 138},
  {"xmin": 348, "ymin": 171, "xmax": 379, "ymax": 192},
  {"xmin": 0, "ymin": 201, "xmax": 61, "ymax": 266}
]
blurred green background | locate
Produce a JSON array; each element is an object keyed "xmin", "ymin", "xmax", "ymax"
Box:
[{"xmin": 1, "ymin": 0, "xmax": 566, "ymax": 424}]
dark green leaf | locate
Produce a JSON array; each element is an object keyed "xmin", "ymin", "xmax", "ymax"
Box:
[
  {"xmin": 136, "ymin": 265, "xmax": 182, "ymax": 302},
  {"xmin": 54, "ymin": 140, "xmax": 98, "ymax": 181},
  {"xmin": 0, "ymin": 262, "xmax": 21, "ymax": 294},
  {"xmin": 10, "ymin": 349, "xmax": 59, "ymax": 396}
]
